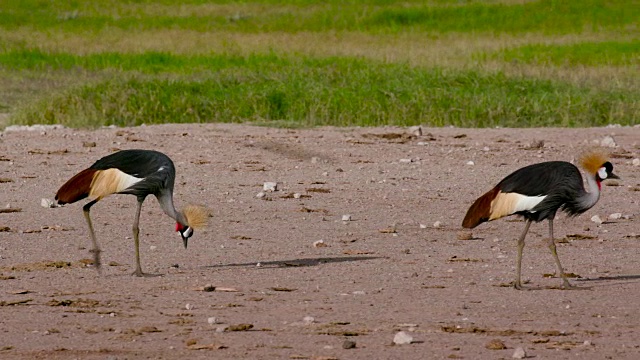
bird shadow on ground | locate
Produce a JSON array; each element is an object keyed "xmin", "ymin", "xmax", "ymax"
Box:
[
  {"xmin": 204, "ymin": 256, "xmax": 383, "ymax": 270},
  {"xmin": 574, "ymin": 274, "xmax": 640, "ymax": 287}
]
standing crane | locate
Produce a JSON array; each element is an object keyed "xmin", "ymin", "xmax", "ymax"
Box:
[
  {"xmin": 55, "ymin": 149, "xmax": 208, "ymax": 276},
  {"xmin": 462, "ymin": 150, "xmax": 619, "ymax": 289}
]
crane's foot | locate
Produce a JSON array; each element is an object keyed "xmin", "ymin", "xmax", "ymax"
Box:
[
  {"xmin": 89, "ymin": 248, "xmax": 102, "ymax": 272},
  {"xmin": 130, "ymin": 269, "xmax": 162, "ymax": 277}
]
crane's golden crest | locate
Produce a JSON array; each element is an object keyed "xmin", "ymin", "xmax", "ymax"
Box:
[
  {"xmin": 183, "ymin": 205, "xmax": 209, "ymax": 230},
  {"xmin": 578, "ymin": 149, "xmax": 610, "ymax": 175}
]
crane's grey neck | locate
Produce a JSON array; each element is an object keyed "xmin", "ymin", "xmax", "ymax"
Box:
[
  {"xmin": 157, "ymin": 192, "xmax": 187, "ymax": 225},
  {"xmin": 577, "ymin": 173, "xmax": 601, "ymax": 211}
]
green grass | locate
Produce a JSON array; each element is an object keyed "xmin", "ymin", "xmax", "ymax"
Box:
[
  {"xmin": 1, "ymin": 0, "xmax": 638, "ymax": 128},
  {"xmin": 10, "ymin": 55, "xmax": 638, "ymax": 128},
  {"xmin": 500, "ymin": 40, "xmax": 640, "ymax": 67}
]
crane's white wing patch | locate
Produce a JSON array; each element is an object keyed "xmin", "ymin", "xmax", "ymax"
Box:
[
  {"xmin": 89, "ymin": 168, "xmax": 143, "ymax": 200},
  {"xmin": 489, "ymin": 192, "xmax": 546, "ymax": 220}
]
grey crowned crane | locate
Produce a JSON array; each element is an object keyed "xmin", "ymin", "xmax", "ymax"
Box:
[
  {"xmin": 55, "ymin": 149, "xmax": 208, "ymax": 276},
  {"xmin": 462, "ymin": 150, "xmax": 619, "ymax": 289}
]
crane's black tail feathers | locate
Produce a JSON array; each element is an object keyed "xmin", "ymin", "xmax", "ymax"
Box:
[
  {"xmin": 462, "ymin": 187, "xmax": 498, "ymax": 228},
  {"xmin": 55, "ymin": 168, "xmax": 96, "ymax": 205}
]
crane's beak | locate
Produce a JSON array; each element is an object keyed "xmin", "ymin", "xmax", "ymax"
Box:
[
  {"xmin": 182, "ymin": 236, "xmax": 189, "ymax": 249},
  {"xmin": 609, "ymin": 172, "xmax": 620, "ymax": 180}
]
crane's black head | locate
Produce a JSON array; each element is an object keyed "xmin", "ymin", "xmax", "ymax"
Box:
[
  {"xmin": 176, "ymin": 223, "xmax": 193, "ymax": 248},
  {"xmin": 597, "ymin": 161, "xmax": 620, "ymax": 182}
]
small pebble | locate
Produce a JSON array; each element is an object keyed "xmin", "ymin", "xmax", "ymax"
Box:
[
  {"xmin": 185, "ymin": 303, "xmax": 194, "ymax": 310},
  {"xmin": 512, "ymin": 346, "xmax": 526, "ymax": 359},
  {"xmin": 302, "ymin": 316, "xmax": 315, "ymax": 325},
  {"xmin": 466, "ymin": 161, "xmax": 475, "ymax": 166},
  {"xmin": 263, "ymin": 182, "xmax": 278, "ymax": 192},
  {"xmin": 256, "ymin": 191, "xmax": 266, "ymax": 198},
  {"xmin": 591, "ymin": 215, "xmax": 603, "ymax": 225},
  {"xmin": 342, "ymin": 340, "xmax": 357, "ymax": 349},
  {"xmin": 393, "ymin": 331, "xmax": 413, "ymax": 345},
  {"xmin": 207, "ymin": 317, "xmax": 218, "ymax": 325},
  {"xmin": 633, "ymin": 158, "xmax": 640, "ymax": 166},
  {"xmin": 608, "ymin": 213, "xmax": 622, "ymax": 220},
  {"xmin": 457, "ymin": 231, "xmax": 473, "ymax": 240},
  {"xmin": 600, "ymin": 135, "xmax": 617, "ymax": 148},
  {"xmin": 486, "ymin": 339, "xmax": 506, "ymax": 350},
  {"xmin": 293, "ymin": 193, "xmax": 301, "ymax": 199},
  {"xmin": 342, "ymin": 214, "xmax": 352, "ymax": 221},
  {"xmin": 313, "ymin": 240, "xmax": 327, "ymax": 248},
  {"xmin": 419, "ymin": 223, "xmax": 427, "ymax": 229},
  {"xmin": 433, "ymin": 221, "xmax": 442, "ymax": 228}
]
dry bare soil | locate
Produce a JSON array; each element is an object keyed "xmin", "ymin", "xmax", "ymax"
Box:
[{"xmin": 1, "ymin": 124, "xmax": 639, "ymax": 360}]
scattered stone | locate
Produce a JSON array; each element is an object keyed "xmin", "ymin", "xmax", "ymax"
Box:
[
  {"xmin": 313, "ymin": 240, "xmax": 327, "ymax": 248},
  {"xmin": 466, "ymin": 161, "xmax": 475, "ymax": 166},
  {"xmin": 263, "ymin": 182, "xmax": 278, "ymax": 192},
  {"xmin": 419, "ymin": 223, "xmax": 427, "ymax": 229},
  {"xmin": 227, "ymin": 323, "xmax": 253, "ymax": 332},
  {"xmin": 457, "ymin": 231, "xmax": 473, "ymax": 240},
  {"xmin": 399, "ymin": 158, "xmax": 412, "ymax": 163},
  {"xmin": 302, "ymin": 316, "xmax": 315, "ymax": 325},
  {"xmin": 486, "ymin": 339, "xmax": 507, "ymax": 350},
  {"xmin": 633, "ymin": 158, "xmax": 640, "ymax": 166},
  {"xmin": 482, "ymin": 146, "xmax": 490, "ymax": 152},
  {"xmin": 590, "ymin": 215, "xmax": 603, "ymax": 225},
  {"xmin": 408, "ymin": 126, "xmax": 422, "ymax": 136},
  {"xmin": 293, "ymin": 193, "xmax": 302, "ymax": 199},
  {"xmin": 41, "ymin": 198, "xmax": 59, "ymax": 208},
  {"xmin": 583, "ymin": 340, "xmax": 592, "ymax": 346},
  {"xmin": 393, "ymin": 331, "xmax": 413, "ymax": 345},
  {"xmin": 185, "ymin": 303, "xmax": 194, "ymax": 310},
  {"xmin": 342, "ymin": 214, "xmax": 352, "ymax": 221},
  {"xmin": 256, "ymin": 191, "xmax": 266, "ymax": 198},
  {"xmin": 512, "ymin": 346, "xmax": 526, "ymax": 359},
  {"xmin": 600, "ymin": 135, "xmax": 617, "ymax": 148},
  {"xmin": 433, "ymin": 221, "xmax": 442, "ymax": 228},
  {"xmin": 202, "ymin": 284, "xmax": 216, "ymax": 292},
  {"xmin": 82, "ymin": 141, "xmax": 96, "ymax": 148},
  {"xmin": 207, "ymin": 317, "xmax": 218, "ymax": 325},
  {"xmin": 342, "ymin": 340, "xmax": 357, "ymax": 349},
  {"xmin": 608, "ymin": 213, "xmax": 622, "ymax": 220}
]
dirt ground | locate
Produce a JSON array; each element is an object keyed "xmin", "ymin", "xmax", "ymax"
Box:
[{"xmin": 1, "ymin": 123, "xmax": 639, "ymax": 360}]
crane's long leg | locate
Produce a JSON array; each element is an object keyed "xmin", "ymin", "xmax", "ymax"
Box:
[
  {"xmin": 131, "ymin": 198, "xmax": 145, "ymax": 277},
  {"xmin": 546, "ymin": 219, "xmax": 574, "ymax": 289},
  {"xmin": 82, "ymin": 200, "xmax": 101, "ymax": 273},
  {"xmin": 514, "ymin": 220, "xmax": 532, "ymax": 290}
]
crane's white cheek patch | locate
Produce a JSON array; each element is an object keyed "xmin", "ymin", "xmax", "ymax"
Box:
[
  {"xmin": 89, "ymin": 169, "xmax": 143, "ymax": 199},
  {"xmin": 598, "ymin": 167, "xmax": 608, "ymax": 179},
  {"xmin": 489, "ymin": 192, "xmax": 546, "ymax": 220}
]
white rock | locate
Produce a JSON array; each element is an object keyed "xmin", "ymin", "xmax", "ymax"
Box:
[
  {"xmin": 207, "ymin": 317, "xmax": 218, "ymax": 325},
  {"xmin": 591, "ymin": 215, "xmax": 603, "ymax": 225},
  {"xmin": 608, "ymin": 213, "xmax": 622, "ymax": 220},
  {"xmin": 185, "ymin": 303, "xmax": 194, "ymax": 310},
  {"xmin": 302, "ymin": 316, "xmax": 315, "ymax": 325},
  {"xmin": 419, "ymin": 223, "xmax": 427, "ymax": 229},
  {"xmin": 256, "ymin": 191, "xmax": 266, "ymax": 198},
  {"xmin": 263, "ymin": 182, "xmax": 278, "ymax": 192},
  {"xmin": 313, "ymin": 240, "xmax": 327, "ymax": 248},
  {"xmin": 352, "ymin": 290, "xmax": 366, "ymax": 295},
  {"xmin": 466, "ymin": 161, "xmax": 475, "ymax": 166},
  {"xmin": 393, "ymin": 331, "xmax": 413, "ymax": 345},
  {"xmin": 399, "ymin": 158, "xmax": 412, "ymax": 163},
  {"xmin": 600, "ymin": 135, "xmax": 617, "ymax": 148},
  {"xmin": 293, "ymin": 193, "xmax": 302, "ymax": 199},
  {"xmin": 408, "ymin": 126, "xmax": 422, "ymax": 136},
  {"xmin": 342, "ymin": 214, "xmax": 352, "ymax": 221},
  {"xmin": 482, "ymin": 146, "xmax": 490, "ymax": 152},
  {"xmin": 583, "ymin": 340, "xmax": 592, "ymax": 346},
  {"xmin": 433, "ymin": 221, "xmax": 442, "ymax": 228},
  {"xmin": 632, "ymin": 158, "xmax": 640, "ymax": 166},
  {"xmin": 512, "ymin": 347, "xmax": 526, "ymax": 359},
  {"xmin": 149, "ymin": 246, "xmax": 157, "ymax": 251},
  {"xmin": 41, "ymin": 198, "xmax": 59, "ymax": 208}
]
